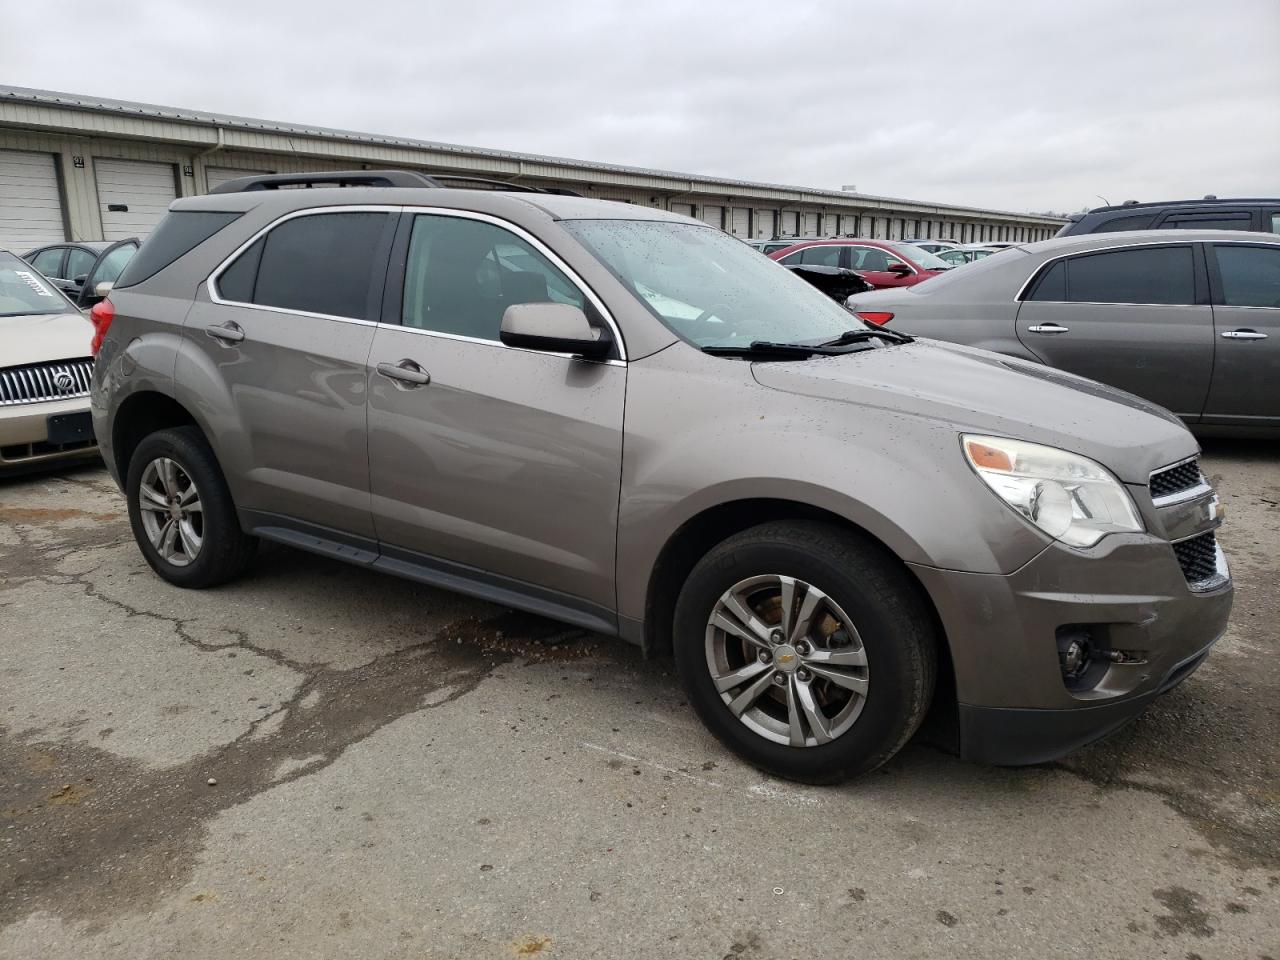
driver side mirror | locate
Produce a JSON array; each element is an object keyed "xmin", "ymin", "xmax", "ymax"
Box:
[
  {"xmin": 500, "ymin": 303, "xmax": 613, "ymax": 359},
  {"xmin": 887, "ymin": 263, "xmax": 913, "ymax": 276},
  {"xmin": 94, "ymin": 281, "xmax": 114, "ymax": 298}
]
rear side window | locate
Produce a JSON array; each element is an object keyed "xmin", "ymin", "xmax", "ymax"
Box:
[
  {"xmin": 115, "ymin": 211, "xmax": 241, "ymax": 288},
  {"xmin": 1094, "ymin": 213, "xmax": 1155, "ymax": 232},
  {"xmin": 217, "ymin": 212, "xmax": 390, "ymax": 319},
  {"xmin": 1269, "ymin": 213, "xmax": 1280, "ymax": 234},
  {"xmin": 29, "ymin": 248, "xmax": 65, "ymax": 278},
  {"xmin": 1065, "ymin": 246, "xmax": 1194, "ymax": 305},
  {"xmin": 1214, "ymin": 245, "xmax": 1280, "ymax": 308},
  {"xmin": 1162, "ymin": 213, "xmax": 1252, "ymax": 231},
  {"xmin": 798, "ymin": 246, "xmax": 842, "ymax": 268}
]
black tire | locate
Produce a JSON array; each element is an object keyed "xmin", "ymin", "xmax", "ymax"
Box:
[
  {"xmin": 125, "ymin": 426, "xmax": 257, "ymax": 588},
  {"xmin": 673, "ymin": 520, "xmax": 937, "ymax": 784}
]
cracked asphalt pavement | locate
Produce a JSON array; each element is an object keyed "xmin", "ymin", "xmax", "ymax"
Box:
[{"xmin": 1, "ymin": 441, "xmax": 1277, "ymax": 960}]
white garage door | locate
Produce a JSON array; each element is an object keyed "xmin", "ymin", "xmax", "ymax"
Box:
[
  {"xmin": 95, "ymin": 159, "xmax": 179, "ymax": 240},
  {"xmin": 802, "ymin": 212, "xmax": 819, "ymax": 237},
  {"xmin": 754, "ymin": 210, "xmax": 776, "ymax": 238},
  {"xmin": 730, "ymin": 208, "xmax": 750, "ymax": 237},
  {"xmin": 670, "ymin": 202, "xmax": 695, "ymax": 218},
  {"xmin": 205, "ymin": 167, "xmax": 271, "ymax": 193},
  {"xmin": 699, "ymin": 205, "xmax": 724, "ymax": 229},
  {"xmin": 781, "ymin": 211, "xmax": 799, "ymax": 237},
  {"xmin": 840, "ymin": 214, "xmax": 859, "ymax": 236},
  {"xmin": 0, "ymin": 149, "xmax": 65, "ymax": 251}
]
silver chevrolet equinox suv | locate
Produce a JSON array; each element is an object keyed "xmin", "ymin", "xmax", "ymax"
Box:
[{"xmin": 91, "ymin": 171, "xmax": 1233, "ymax": 783}]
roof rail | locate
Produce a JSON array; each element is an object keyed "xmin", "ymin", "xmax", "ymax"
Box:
[{"xmin": 208, "ymin": 169, "xmax": 583, "ymax": 197}]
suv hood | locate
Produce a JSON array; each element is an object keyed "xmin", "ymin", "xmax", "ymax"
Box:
[
  {"xmin": 750, "ymin": 339, "xmax": 1195, "ymax": 483},
  {"xmin": 2, "ymin": 311, "xmax": 93, "ymax": 367}
]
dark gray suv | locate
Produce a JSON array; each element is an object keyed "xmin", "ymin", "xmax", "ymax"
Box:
[{"xmin": 90, "ymin": 173, "xmax": 1233, "ymax": 782}]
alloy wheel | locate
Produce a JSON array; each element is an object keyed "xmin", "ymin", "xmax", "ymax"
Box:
[
  {"xmin": 137, "ymin": 457, "xmax": 204, "ymax": 567},
  {"xmin": 705, "ymin": 574, "xmax": 869, "ymax": 747}
]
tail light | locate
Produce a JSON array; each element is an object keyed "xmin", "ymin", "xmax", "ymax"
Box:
[
  {"xmin": 856, "ymin": 311, "xmax": 894, "ymax": 326},
  {"xmin": 89, "ymin": 299, "xmax": 115, "ymax": 356}
]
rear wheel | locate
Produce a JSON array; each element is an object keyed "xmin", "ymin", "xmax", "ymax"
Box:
[
  {"xmin": 126, "ymin": 426, "xmax": 256, "ymax": 588},
  {"xmin": 673, "ymin": 521, "xmax": 936, "ymax": 783}
]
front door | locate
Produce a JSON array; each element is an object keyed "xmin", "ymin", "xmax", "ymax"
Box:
[
  {"xmin": 1015, "ymin": 243, "xmax": 1213, "ymax": 419},
  {"xmin": 177, "ymin": 208, "xmax": 396, "ymax": 538},
  {"xmin": 1203, "ymin": 241, "xmax": 1280, "ymax": 424},
  {"xmin": 846, "ymin": 244, "xmax": 918, "ymax": 289},
  {"xmin": 366, "ymin": 211, "xmax": 626, "ymax": 616}
]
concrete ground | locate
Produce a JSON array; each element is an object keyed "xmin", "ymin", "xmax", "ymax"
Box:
[{"xmin": 1, "ymin": 442, "xmax": 1277, "ymax": 960}]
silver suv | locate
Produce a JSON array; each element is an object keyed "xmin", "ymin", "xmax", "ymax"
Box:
[{"xmin": 91, "ymin": 172, "xmax": 1233, "ymax": 782}]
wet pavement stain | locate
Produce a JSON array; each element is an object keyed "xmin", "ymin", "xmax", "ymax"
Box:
[
  {"xmin": 1151, "ymin": 886, "xmax": 1216, "ymax": 938},
  {"xmin": 0, "ymin": 613, "xmax": 528, "ymax": 928}
]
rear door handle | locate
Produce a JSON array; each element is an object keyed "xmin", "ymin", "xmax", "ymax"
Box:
[
  {"xmin": 205, "ymin": 321, "xmax": 245, "ymax": 344},
  {"xmin": 376, "ymin": 359, "xmax": 431, "ymax": 387},
  {"xmin": 1221, "ymin": 329, "xmax": 1268, "ymax": 340},
  {"xmin": 1027, "ymin": 323, "xmax": 1070, "ymax": 335}
]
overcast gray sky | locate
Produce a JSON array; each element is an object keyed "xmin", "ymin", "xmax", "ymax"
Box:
[{"xmin": 5, "ymin": 0, "xmax": 1278, "ymax": 214}]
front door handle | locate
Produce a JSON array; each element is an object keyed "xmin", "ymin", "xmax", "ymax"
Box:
[
  {"xmin": 376, "ymin": 359, "xmax": 431, "ymax": 387},
  {"xmin": 1027, "ymin": 323, "xmax": 1070, "ymax": 335},
  {"xmin": 205, "ymin": 321, "xmax": 245, "ymax": 344},
  {"xmin": 1221, "ymin": 329, "xmax": 1268, "ymax": 340}
]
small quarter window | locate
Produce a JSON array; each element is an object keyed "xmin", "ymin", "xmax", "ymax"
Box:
[
  {"xmin": 116, "ymin": 211, "xmax": 242, "ymax": 288},
  {"xmin": 1025, "ymin": 260, "xmax": 1066, "ymax": 301}
]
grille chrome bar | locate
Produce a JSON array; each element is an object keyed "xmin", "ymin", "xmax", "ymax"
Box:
[{"xmin": 0, "ymin": 358, "xmax": 94, "ymax": 406}]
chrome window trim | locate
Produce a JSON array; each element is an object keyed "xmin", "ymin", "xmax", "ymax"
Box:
[
  {"xmin": 1014, "ymin": 236, "xmax": 1280, "ymax": 303},
  {"xmin": 205, "ymin": 204, "xmax": 627, "ymax": 361}
]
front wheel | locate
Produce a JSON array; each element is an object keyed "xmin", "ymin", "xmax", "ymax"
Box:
[
  {"xmin": 126, "ymin": 426, "xmax": 257, "ymax": 588},
  {"xmin": 673, "ymin": 521, "xmax": 937, "ymax": 784}
]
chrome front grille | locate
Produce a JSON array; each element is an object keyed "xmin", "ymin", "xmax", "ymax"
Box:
[
  {"xmin": 1150, "ymin": 457, "xmax": 1203, "ymax": 501},
  {"xmin": 0, "ymin": 358, "xmax": 94, "ymax": 406}
]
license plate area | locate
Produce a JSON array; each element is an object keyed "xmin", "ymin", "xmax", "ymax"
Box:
[{"xmin": 46, "ymin": 411, "xmax": 94, "ymax": 445}]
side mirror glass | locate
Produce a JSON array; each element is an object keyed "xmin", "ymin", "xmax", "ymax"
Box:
[{"xmin": 500, "ymin": 302, "xmax": 612, "ymax": 358}]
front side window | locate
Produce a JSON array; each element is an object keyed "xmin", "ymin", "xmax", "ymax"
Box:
[
  {"xmin": 563, "ymin": 219, "xmax": 867, "ymax": 349},
  {"xmin": 1065, "ymin": 246, "xmax": 1194, "ymax": 305},
  {"xmin": 0, "ymin": 252, "xmax": 75, "ymax": 317},
  {"xmin": 1214, "ymin": 245, "xmax": 1280, "ymax": 308},
  {"xmin": 217, "ymin": 212, "xmax": 389, "ymax": 319},
  {"xmin": 29, "ymin": 248, "xmax": 65, "ymax": 278},
  {"xmin": 401, "ymin": 214, "xmax": 585, "ymax": 340},
  {"xmin": 93, "ymin": 243, "xmax": 138, "ymax": 285},
  {"xmin": 848, "ymin": 246, "xmax": 906, "ymax": 272},
  {"xmin": 67, "ymin": 248, "xmax": 96, "ymax": 282}
]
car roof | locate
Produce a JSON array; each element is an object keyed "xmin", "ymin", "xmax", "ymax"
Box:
[
  {"xmin": 1087, "ymin": 197, "xmax": 1279, "ymax": 213},
  {"xmin": 173, "ymin": 186, "xmax": 700, "ymax": 224}
]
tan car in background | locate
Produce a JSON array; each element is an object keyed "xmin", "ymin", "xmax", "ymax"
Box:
[{"xmin": 0, "ymin": 250, "xmax": 99, "ymax": 474}]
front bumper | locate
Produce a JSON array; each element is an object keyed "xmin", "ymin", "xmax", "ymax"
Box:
[
  {"xmin": 0, "ymin": 396, "xmax": 99, "ymax": 472},
  {"xmin": 910, "ymin": 531, "xmax": 1233, "ymax": 765}
]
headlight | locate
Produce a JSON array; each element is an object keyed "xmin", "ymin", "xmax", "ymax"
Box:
[{"xmin": 962, "ymin": 435, "xmax": 1143, "ymax": 548}]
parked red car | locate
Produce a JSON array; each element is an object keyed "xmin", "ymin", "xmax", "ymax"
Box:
[{"xmin": 768, "ymin": 238, "xmax": 952, "ymax": 289}]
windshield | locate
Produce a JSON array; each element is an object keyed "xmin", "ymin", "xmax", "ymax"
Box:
[
  {"xmin": 0, "ymin": 252, "xmax": 74, "ymax": 317},
  {"xmin": 887, "ymin": 242, "xmax": 951, "ymax": 270},
  {"xmin": 563, "ymin": 220, "xmax": 867, "ymax": 348}
]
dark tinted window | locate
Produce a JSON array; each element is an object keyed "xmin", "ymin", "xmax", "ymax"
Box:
[
  {"xmin": 115, "ymin": 211, "xmax": 242, "ymax": 288},
  {"xmin": 216, "ymin": 237, "xmax": 264, "ymax": 303},
  {"xmin": 401, "ymin": 214, "xmax": 583, "ymax": 339},
  {"xmin": 1270, "ymin": 213, "xmax": 1279, "ymax": 234},
  {"xmin": 1066, "ymin": 246, "xmax": 1194, "ymax": 305},
  {"xmin": 1094, "ymin": 213, "xmax": 1155, "ymax": 232},
  {"xmin": 798, "ymin": 245, "xmax": 842, "ymax": 267},
  {"xmin": 1215, "ymin": 245, "xmax": 1280, "ymax": 308},
  {"xmin": 1163, "ymin": 213, "xmax": 1251, "ymax": 231},
  {"xmin": 1026, "ymin": 260, "xmax": 1066, "ymax": 301},
  {"xmin": 252, "ymin": 212, "xmax": 389, "ymax": 319}
]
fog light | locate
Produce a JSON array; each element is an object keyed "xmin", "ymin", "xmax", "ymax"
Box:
[{"xmin": 1059, "ymin": 638, "xmax": 1089, "ymax": 680}]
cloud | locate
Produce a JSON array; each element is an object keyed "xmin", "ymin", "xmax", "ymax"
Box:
[{"xmin": 4, "ymin": 0, "xmax": 1276, "ymax": 213}]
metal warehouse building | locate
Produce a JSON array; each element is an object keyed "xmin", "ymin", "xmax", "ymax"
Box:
[{"xmin": 0, "ymin": 85, "xmax": 1065, "ymax": 251}]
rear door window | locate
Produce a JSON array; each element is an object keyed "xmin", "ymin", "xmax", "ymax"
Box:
[
  {"xmin": 1268, "ymin": 213, "xmax": 1280, "ymax": 234},
  {"xmin": 1161, "ymin": 212, "xmax": 1253, "ymax": 231},
  {"xmin": 798, "ymin": 245, "xmax": 842, "ymax": 268},
  {"xmin": 66, "ymin": 248, "xmax": 96, "ymax": 282},
  {"xmin": 219, "ymin": 212, "xmax": 391, "ymax": 320},
  {"xmin": 1213, "ymin": 245, "xmax": 1280, "ymax": 308},
  {"xmin": 1064, "ymin": 246, "xmax": 1195, "ymax": 305},
  {"xmin": 29, "ymin": 248, "xmax": 65, "ymax": 278},
  {"xmin": 1025, "ymin": 260, "xmax": 1066, "ymax": 301}
]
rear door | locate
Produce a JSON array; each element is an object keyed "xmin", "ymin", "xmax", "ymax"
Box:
[
  {"xmin": 366, "ymin": 210, "xmax": 625, "ymax": 618},
  {"xmin": 1202, "ymin": 241, "xmax": 1280, "ymax": 424},
  {"xmin": 180, "ymin": 207, "xmax": 396, "ymax": 539},
  {"xmin": 1014, "ymin": 243, "xmax": 1213, "ymax": 419}
]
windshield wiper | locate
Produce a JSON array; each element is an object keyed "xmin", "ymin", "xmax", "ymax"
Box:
[
  {"xmin": 817, "ymin": 328, "xmax": 914, "ymax": 347},
  {"xmin": 701, "ymin": 340, "xmax": 864, "ymax": 359}
]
